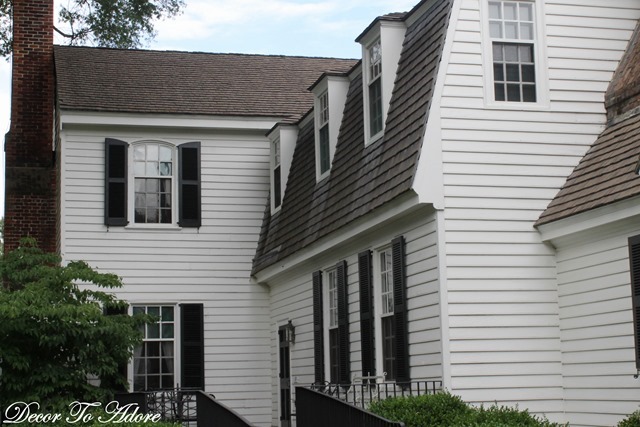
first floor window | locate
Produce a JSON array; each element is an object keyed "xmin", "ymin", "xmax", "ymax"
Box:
[
  {"xmin": 327, "ymin": 269, "xmax": 339, "ymax": 382},
  {"xmin": 628, "ymin": 235, "xmax": 640, "ymax": 371},
  {"xmin": 132, "ymin": 305, "xmax": 176, "ymax": 391},
  {"xmin": 379, "ymin": 247, "xmax": 396, "ymax": 379}
]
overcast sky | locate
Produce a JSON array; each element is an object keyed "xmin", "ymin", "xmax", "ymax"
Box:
[{"xmin": 0, "ymin": 0, "xmax": 418, "ymax": 216}]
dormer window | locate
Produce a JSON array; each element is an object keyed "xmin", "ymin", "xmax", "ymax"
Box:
[
  {"xmin": 273, "ymin": 138, "xmax": 282, "ymax": 209},
  {"xmin": 318, "ymin": 91, "xmax": 331, "ymax": 175},
  {"xmin": 368, "ymin": 39, "xmax": 384, "ymax": 139},
  {"xmin": 489, "ymin": 1, "xmax": 536, "ymax": 102}
]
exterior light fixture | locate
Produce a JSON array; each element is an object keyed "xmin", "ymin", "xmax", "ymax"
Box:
[{"xmin": 284, "ymin": 320, "xmax": 295, "ymax": 344}]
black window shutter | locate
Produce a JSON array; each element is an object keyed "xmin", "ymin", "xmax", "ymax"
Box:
[
  {"xmin": 336, "ymin": 260, "xmax": 350, "ymax": 384},
  {"xmin": 105, "ymin": 138, "xmax": 128, "ymax": 226},
  {"xmin": 178, "ymin": 142, "xmax": 201, "ymax": 227},
  {"xmin": 312, "ymin": 271, "xmax": 325, "ymax": 384},
  {"xmin": 392, "ymin": 236, "xmax": 410, "ymax": 383},
  {"xmin": 103, "ymin": 303, "xmax": 128, "ymax": 391},
  {"xmin": 181, "ymin": 303, "xmax": 205, "ymax": 389},
  {"xmin": 358, "ymin": 250, "xmax": 375, "ymax": 378},
  {"xmin": 628, "ymin": 235, "xmax": 640, "ymax": 370}
]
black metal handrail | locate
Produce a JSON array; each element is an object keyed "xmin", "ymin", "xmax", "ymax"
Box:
[
  {"xmin": 196, "ymin": 392, "xmax": 256, "ymax": 427},
  {"xmin": 308, "ymin": 378, "xmax": 443, "ymax": 409},
  {"xmin": 296, "ymin": 386, "xmax": 405, "ymax": 427}
]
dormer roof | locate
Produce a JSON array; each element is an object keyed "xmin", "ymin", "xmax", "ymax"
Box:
[{"xmin": 253, "ymin": 0, "xmax": 453, "ymax": 275}]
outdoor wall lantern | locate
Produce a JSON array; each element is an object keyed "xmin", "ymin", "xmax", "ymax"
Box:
[{"xmin": 284, "ymin": 320, "xmax": 295, "ymax": 344}]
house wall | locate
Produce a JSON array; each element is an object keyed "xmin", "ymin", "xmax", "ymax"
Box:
[
  {"xmin": 267, "ymin": 208, "xmax": 442, "ymax": 426},
  {"xmin": 553, "ymin": 217, "xmax": 640, "ymax": 427},
  {"xmin": 60, "ymin": 121, "xmax": 273, "ymax": 426},
  {"xmin": 436, "ymin": 0, "xmax": 640, "ymax": 421}
]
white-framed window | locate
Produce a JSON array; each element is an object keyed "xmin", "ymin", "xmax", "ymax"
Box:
[
  {"xmin": 318, "ymin": 91, "xmax": 331, "ymax": 176},
  {"xmin": 488, "ymin": 0, "xmax": 537, "ymax": 103},
  {"xmin": 273, "ymin": 138, "xmax": 282, "ymax": 210},
  {"xmin": 367, "ymin": 39, "xmax": 384, "ymax": 140},
  {"xmin": 376, "ymin": 247, "xmax": 396, "ymax": 380},
  {"xmin": 133, "ymin": 142, "xmax": 175, "ymax": 224},
  {"xmin": 324, "ymin": 269, "xmax": 339, "ymax": 382},
  {"xmin": 132, "ymin": 305, "xmax": 177, "ymax": 391}
]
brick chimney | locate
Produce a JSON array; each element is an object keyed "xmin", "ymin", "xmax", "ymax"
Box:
[
  {"xmin": 4, "ymin": 0, "xmax": 57, "ymax": 253},
  {"xmin": 605, "ymin": 20, "xmax": 640, "ymax": 123}
]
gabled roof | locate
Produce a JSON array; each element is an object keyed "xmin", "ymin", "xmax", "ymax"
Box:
[
  {"xmin": 253, "ymin": 0, "xmax": 453, "ymax": 274},
  {"xmin": 54, "ymin": 46, "xmax": 356, "ymax": 119},
  {"xmin": 536, "ymin": 20, "xmax": 640, "ymax": 227}
]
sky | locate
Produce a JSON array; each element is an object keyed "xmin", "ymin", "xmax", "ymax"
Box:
[{"xmin": 0, "ymin": 0, "xmax": 419, "ymax": 216}]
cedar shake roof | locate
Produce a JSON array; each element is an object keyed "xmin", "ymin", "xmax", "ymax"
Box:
[
  {"xmin": 536, "ymin": 21, "xmax": 640, "ymax": 226},
  {"xmin": 54, "ymin": 46, "xmax": 356, "ymax": 119},
  {"xmin": 253, "ymin": 0, "xmax": 453, "ymax": 274}
]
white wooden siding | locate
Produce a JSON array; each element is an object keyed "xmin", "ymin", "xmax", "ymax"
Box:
[
  {"xmin": 555, "ymin": 221, "xmax": 640, "ymax": 427},
  {"xmin": 438, "ymin": 0, "xmax": 640, "ymax": 422},
  {"xmin": 61, "ymin": 125, "xmax": 272, "ymax": 426},
  {"xmin": 267, "ymin": 210, "xmax": 442, "ymax": 426}
]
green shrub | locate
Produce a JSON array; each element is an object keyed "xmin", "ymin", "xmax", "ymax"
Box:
[
  {"xmin": 618, "ymin": 410, "xmax": 640, "ymax": 427},
  {"xmin": 368, "ymin": 392, "xmax": 566, "ymax": 427}
]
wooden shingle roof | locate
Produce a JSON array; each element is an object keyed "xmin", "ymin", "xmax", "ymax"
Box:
[
  {"xmin": 537, "ymin": 20, "xmax": 640, "ymax": 227},
  {"xmin": 54, "ymin": 46, "xmax": 356, "ymax": 118},
  {"xmin": 253, "ymin": 0, "xmax": 453, "ymax": 274}
]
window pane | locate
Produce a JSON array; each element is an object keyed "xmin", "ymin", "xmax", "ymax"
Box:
[
  {"xmin": 492, "ymin": 43, "xmax": 503, "ymax": 61},
  {"xmin": 147, "ymin": 209, "xmax": 159, "ymax": 223},
  {"xmin": 148, "ymin": 306, "xmax": 160, "ymax": 317},
  {"xmin": 522, "ymin": 84, "xmax": 536, "ymax": 102},
  {"xmin": 519, "ymin": 45, "xmax": 533, "ymax": 62},
  {"xmin": 506, "ymin": 64, "xmax": 520, "ymax": 81},
  {"xmin": 148, "ymin": 323, "xmax": 160, "ymax": 339},
  {"xmin": 147, "ymin": 144, "xmax": 159, "ymax": 161},
  {"xmin": 160, "ymin": 146, "xmax": 172, "ymax": 162},
  {"xmin": 162, "ymin": 323, "xmax": 174, "ymax": 339},
  {"xmin": 493, "ymin": 63, "xmax": 504, "ymax": 81},
  {"xmin": 520, "ymin": 22, "xmax": 533, "ymax": 40},
  {"xmin": 134, "ymin": 376, "xmax": 145, "ymax": 391},
  {"xmin": 507, "ymin": 84, "xmax": 521, "ymax": 101},
  {"xmin": 522, "ymin": 64, "xmax": 535, "ymax": 82},
  {"xmin": 160, "ymin": 162, "xmax": 172, "ymax": 176},
  {"xmin": 134, "ymin": 145, "xmax": 145, "ymax": 161},
  {"xmin": 135, "ymin": 208, "xmax": 145, "ymax": 223},
  {"xmin": 504, "ymin": 2, "xmax": 517, "ymax": 20},
  {"xmin": 146, "ymin": 178, "xmax": 158, "ymax": 193},
  {"xmin": 488, "ymin": 2, "xmax": 501, "ymax": 19},
  {"xmin": 505, "ymin": 44, "xmax": 518, "ymax": 61},
  {"xmin": 148, "ymin": 358, "xmax": 160, "ymax": 374},
  {"xmin": 489, "ymin": 21, "xmax": 502, "ymax": 38},
  {"xmin": 134, "ymin": 161, "xmax": 145, "ymax": 176},
  {"xmin": 146, "ymin": 194, "xmax": 159, "ymax": 208},
  {"xmin": 505, "ymin": 21, "xmax": 518, "ymax": 39},
  {"xmin": 160, "ymin": 209, "xmax": 171, "ymax": 224},
  {"xmin": 147, "ymin": 375, "xmax": 160, "ymax": 390},
  {"xmin": 495, "ymin": 83, "xmax": 506, "ymax": 101},
  {"xmin": 519, "ymin": 3, "xmax": 533, "ymax": 21},
  {"xmin": 369, "ymin": 79, "xmax": 383, "ymax": 136},
  {"xmin": 320, "ymin": 125, "xmax": 330, "ymax": 174},
  {"xmin": 162, "ymin": 341, "xmax": 174, "ymax": 357},
  {"xmin": 146, "ymin": 161, "xmax": 159, "ymax": 176}
]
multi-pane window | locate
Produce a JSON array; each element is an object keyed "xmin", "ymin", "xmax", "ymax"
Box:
[
  {"xmin": 273, "ymin": 138, "xmax": 282, "ymax": 209},
  {"xmin": 368, "ymin": 39, "xmax": 383, "ymax": 137},
  {"xmin": 319, "ymin": 91, "xmax": 331, "ymax": 175},
  {"xmin": 134, "ymin": 143, "xmax": 173, "ymax": 223},
  {"xmin": 489, "ymin": 1, "xmax": 536, "ymax": 102},
  {"xmin": 132, "ymin": 305, "xmax": 175, "ymax": 391},
  {"xmin": 327, "ymin": 269, "xmax": 339, "ymax": 382},
  {"xmin": 379, "ymin": 248, "xmax": 395, "ymax": 380}
]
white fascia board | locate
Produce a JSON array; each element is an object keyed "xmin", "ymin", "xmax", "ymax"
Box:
[
  {"xmin": 253, "ymin": 192, "xmax": 425, "ymax": 284},
  {"xmin": 537, "ymin": 195, "xmax": 640, "ymax": 243},
  {"xmin": 60, "ymin": 110, "xmax": 281, "ymax": 131}
]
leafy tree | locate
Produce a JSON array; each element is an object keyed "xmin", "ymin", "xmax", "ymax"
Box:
[
  {"xmin": 0, "ymin": 0, "xmax": 185, "ymax": 57},
  {"xmin": 0, "ymin": 238, "xmax": 150, "ymax": 409}
]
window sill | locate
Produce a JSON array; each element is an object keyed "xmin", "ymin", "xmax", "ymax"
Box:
[
  {"xmin": 483, "ymin": 99, "xmax": 551, "ymax": 111},
  {"xmin": 124, "ymin": 224, "xmax": 183, "ymax": 231},
  {"xmin": 365, "ymin": 131, "xmax": 384, "ymax": 147}
]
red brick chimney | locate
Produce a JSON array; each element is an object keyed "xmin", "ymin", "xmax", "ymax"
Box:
[{"xmin": 4, "ymin": 0, "xmax": 57, "ymax": 253}]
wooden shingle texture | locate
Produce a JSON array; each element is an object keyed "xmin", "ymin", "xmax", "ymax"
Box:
[
  {"xmin": 253, "ymin": 0, "xmax": 453, "ymax": 274},
  {"xmin": 537, "ymin": 20, "xmax": 640, "ymax": 226},
  {"xmin": 54, "ymin": 46, "xmax": 356, "ymax": 118}
]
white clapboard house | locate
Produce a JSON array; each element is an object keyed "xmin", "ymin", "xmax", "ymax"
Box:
[{"xmin": 5, "ymin": 0, "xmax": 640, "ymax": 426}]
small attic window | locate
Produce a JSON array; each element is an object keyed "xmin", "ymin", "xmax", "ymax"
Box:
[
  {"xmin": 318, "ymin": 91, "xmax": 331, "ymax": 175},
  {"xmin": 367, "ymin": 39, "xmax": 384, "ymax": 139},
  {"xmin": 273, "ymin": 138, "xmax": 282, "ymax": 210}
]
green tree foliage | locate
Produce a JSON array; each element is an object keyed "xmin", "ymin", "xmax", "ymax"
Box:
[
  {"xmin": 0, "ymin": 239, "xmax": 150, "ymax": 409},
  {"xmin": 0, "ymin": 0, "xmax": 185, "ymax": 57}
]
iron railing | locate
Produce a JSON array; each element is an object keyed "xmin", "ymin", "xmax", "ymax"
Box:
[
  {"xmin": 296, "ymin": 386, "xmax": 405, "ymax": 427},
  {"xmin": 196, "ymin": 392, "xmax": 256, "ymax": 427},
  {"xmin": 308, "ymin": 377, "xmax": 443, "ymax": 409}
]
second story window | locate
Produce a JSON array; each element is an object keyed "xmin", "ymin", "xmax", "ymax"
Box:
[
  {"xmin": 319, "ymin": 91, "xmax": 331, "ymax": 175},
  {"xmin": 273, "ymin": 138, "xmax": 282, "ymax": 209},
  {"xmin": 134, "ymin": 143, "xmax": 173, "ymax": 224},
  {"xmin": 489, "ymin": 0, "xmax": 536, "ymax": 102},
  {"xmin": 368, "ymin": 39, "xmax": 383, "ymax": 138}
]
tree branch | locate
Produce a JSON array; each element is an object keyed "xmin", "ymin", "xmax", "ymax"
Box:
[{"xmin": 53, "ymin": 25, "xmax": 73, "ymax": 38}]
